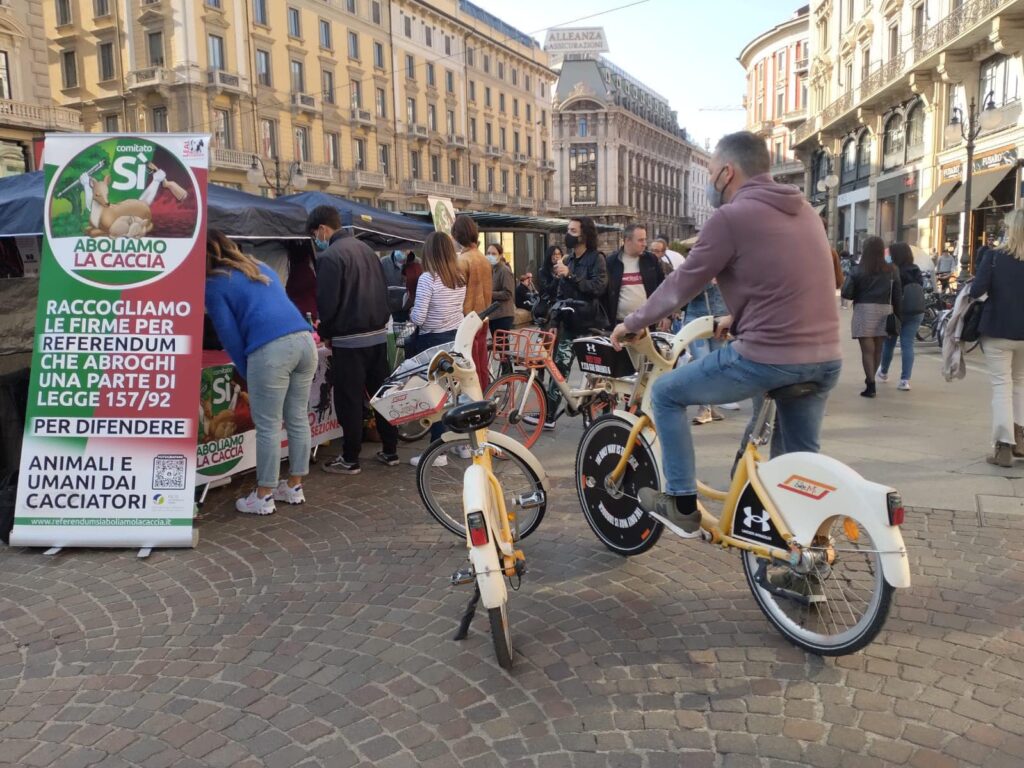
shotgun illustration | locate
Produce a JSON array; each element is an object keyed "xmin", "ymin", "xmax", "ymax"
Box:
[{"xmin": 56, "ymin": 160, "xmax": 105, "ymax": 198}]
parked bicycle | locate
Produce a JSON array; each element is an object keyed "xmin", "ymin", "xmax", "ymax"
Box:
[{"xmin": 575, "ymin": 317, "xmax": 911, "ymax": 655}]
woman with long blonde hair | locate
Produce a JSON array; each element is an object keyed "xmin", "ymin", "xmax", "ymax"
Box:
[
  {"xmin": 407, "ymin": 231, "xmax": 468, "ymax": 465},
  {"xmin": 970, "ymin": 210, "xmax": 1024, "ymax": 466},
  {"xmin": 204, "ymin": 229, "xmax": 317, "ymax": 514}
]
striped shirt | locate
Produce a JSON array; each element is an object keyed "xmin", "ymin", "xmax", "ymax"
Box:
[{"xmin": 411, "ymin": 272, "xmax": 466, "ymax": 333}]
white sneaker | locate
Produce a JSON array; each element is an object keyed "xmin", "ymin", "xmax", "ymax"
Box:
[
  {"xmin": 876, "ymin": 368, "xmax": 889, "ymax": 383},
  {"xmin": 451, "ymin": 444, "xmax": 473, "ymax": 460},
  {"xmin": 236, "ymin": 490, "xmax": 275, "ymax": 515},
  {"xmin": 273, "ymin": 481, "xmax": 305, "ymax": 505},
  {"xmin": 897, "ymin": 379, "xmax": 911, "ymax": 391},
  {"xmin": 719, "ymin": 402, "xmax": 741, "ymax": 411},
  {"xmin": 411, "ymin": 453, "xmax": 446, "ymax": 468}
]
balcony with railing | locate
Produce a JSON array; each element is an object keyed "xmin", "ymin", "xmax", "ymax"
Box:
[
  {"xmin": 407, "ymin": 124, "xmax": 428, "ymax": 140},
  {"xmin": 782, "ymin": 107, "xmax": 807, "ymax": 126},
  {"xmin": 303, "ymin": 162, "xmax": 336, "ymax": 182},
  {"xmin": 210, "ymin": 147, "xmax": 254, "ymax": 171},
  {"xmin": 404, "ymin": 179, "xmax": 473, "ymax": 199},
  {"xmin": 539, "ymin": 158, "xmax": 556, "ymax": 172},
  {"xmin": 542, "ymin": 199, "xmax": 561, "ymax": 213},
  {"xmin": 350, "ymin": 108, "xmax": 373, "ymax": 126},
  {"xmin": 770, "ymin": 159, "xmax": 805, "ymax": 178},
  {"xmin": 511, "ymin": 195, "xmax": 533, "ymax": 209},
  {"xmin": 350, "ymin": 170, "xmax": 387, "ymax": 189},
  {"xmin": 0, "ymin": 99, "xmax": 81, "ymax": 131},
  {"xmin": 127, "ymin": 67, "xmax": 177, "ymax": 90},
  {"xmin": 446, "ymin": 134, "xmax": 467, "ymax": 149},
  {"xmin": 207, "ymin": 69, "xmax": 248, "ymax": 93},
  {"xmin": 291, "ymin": 93, "xmax": 321, "ymax": 114},
  {"xmin": 800, "ymin": 0, "xmax": 1014, "ymax": 144},
  {"xmin": 484, "ymin": 145, "xmax": 502, "ymax": 158},
  {"xmin": 794, "ymin": 56, "xmax": 809, "ymax": 72},
  {"xmin": 513, "ymin": 152, "xmax": 529, "ymax": 164},
  {"xmin": 483, "ymin": 191, "xmax": 509, "ymax": 206}
]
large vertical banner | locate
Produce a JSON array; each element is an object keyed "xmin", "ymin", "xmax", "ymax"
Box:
[{"xmin": 11, "ymin": 134, "xmax": 209, "ymax": 548}]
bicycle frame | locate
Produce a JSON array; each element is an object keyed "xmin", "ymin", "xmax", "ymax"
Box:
[{"xmin": 602, "ymin": 318, "xmax": 911, "ymax": 589}]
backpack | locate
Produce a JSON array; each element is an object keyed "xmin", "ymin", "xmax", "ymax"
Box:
[{"xmin": 379, "ymin": 252, "xmax": 407, "ymax": 314}]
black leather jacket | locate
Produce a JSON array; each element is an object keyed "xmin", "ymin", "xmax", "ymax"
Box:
[{"xmin": 558, "ymin": 248, "xmax": 608, "ymax": 303}]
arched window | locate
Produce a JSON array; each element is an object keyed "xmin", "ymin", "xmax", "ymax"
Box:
[
  {"xmin": 906, "ymin": 103, "xmax": 925, "ymax": 159},
  {"xmin": 841, "ymin": 138, "xmax": 857, "ymax": 184},
  {"xmin": 857, "ymin": 131, "xmax": 872, "ymax": 179},
  {"xmin": 883, "ymin": 113, "xmax": 905, "ymax": 169}
]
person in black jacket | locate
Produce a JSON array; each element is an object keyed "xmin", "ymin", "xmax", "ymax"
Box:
[
  {"xmin": 310, "ymin": 205, "xmax": 399, "ymax": 474},
  {"xmin": 603, "ymin": 223, "xmax": 665, "ymax": 329},
  {"xmin": 840, "ymin": 235, "xmax": 901, "ymax": 398},
  {"xmin": 878, "ymin": 242, "xmax": 926, "ymax": 391},
  {"xmin": 528, "ymin": 216, "xmax": 608, "ymax": 430},
  {"xmin": 970, "ymin": 209, "xmax": 1024, "ymax": 467}
]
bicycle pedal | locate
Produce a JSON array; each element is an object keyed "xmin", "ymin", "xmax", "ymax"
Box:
[
  {"xmin": 515, "ymin": 490, "xmax": 545, "ymax": 509},
  {"xmin": 450, "ymin": 567, "xmax": 475, "ymax": 586}
]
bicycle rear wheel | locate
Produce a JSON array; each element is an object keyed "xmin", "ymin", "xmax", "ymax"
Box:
[
  {"xmin": 488, "ymin": 604, "xmax": 513, "ymax": 669},
  {"xmin": 486, "ymin": 374, "xmax": 546, "ymax": 448},
  {"xmin": 416, "ymin": 437, "xmax": 546, "ymax": 539},
  {"xmin": 741, "ymin": 515, "xmax": 894, "ymax": 656},
  {"xmin": 397, "ymin": 420, "xmax": 431, "ymax": 442}
]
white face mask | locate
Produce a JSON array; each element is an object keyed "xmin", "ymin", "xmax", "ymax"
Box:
[{"xmin": 486, "ymin": 252, "xmax": 499, "ymax": 265}]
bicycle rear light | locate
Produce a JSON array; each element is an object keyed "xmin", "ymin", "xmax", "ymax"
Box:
[
  {"xmin": 886, "ymin": 492, "xmax": 905, "ymax": 526},
  {"xmin": 467, "ymin": 511, "xmax": 489, "ymax": 546}
]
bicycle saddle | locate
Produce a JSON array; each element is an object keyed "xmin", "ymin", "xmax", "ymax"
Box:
[
  {"xmin": 442, "ymin": 400, "xmax": 498, "ymax": 433},
  {"xmin": 768, "ymin": 382, "xmax": 820, "ymax": 401}
]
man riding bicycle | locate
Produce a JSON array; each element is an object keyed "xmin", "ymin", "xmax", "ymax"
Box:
[{"xmin": 610, "ymin": 131, "xmax": 842, "ymax": 536}]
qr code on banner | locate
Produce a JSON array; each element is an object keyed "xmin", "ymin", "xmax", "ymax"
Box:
[{"xmin": 152, "ymin": 454, "xmax": 187, "ymax": 490}]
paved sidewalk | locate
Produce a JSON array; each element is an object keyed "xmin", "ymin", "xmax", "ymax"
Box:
[{"xmin": 1, "ymin": 333, "xmax": 1023, "ymax": 767}]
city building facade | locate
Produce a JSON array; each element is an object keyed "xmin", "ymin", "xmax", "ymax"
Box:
[
  {"xmin": 552, "ymin": 55, "xmax": 696, "ymax": 248},
  {"xmin": 688, "ymin": 141, "xmax": 713, "ymax": 232},
  {"xmin": 792, "ymin": 0, "xmax": 1024, "ymax": 267},
  {"xmin": 0, "ymin": 0, "xmax": 81, "ymax": 177},
  {"xmin": 739, "ymin": 6, "xmax": 811, "ymax": 192},
  {"xmin": 43, "ymin": 0, "xmax": 555, "ymax": 213}
]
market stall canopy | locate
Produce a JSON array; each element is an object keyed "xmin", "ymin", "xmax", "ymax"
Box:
[
  {"xmin": 282, "ymin": 191, "xmax": 434, "ymax": 248},
  {"xmin": 402, "ymin": 210, "xmax": 622, "ymax": 233},
  {"xmin": 0, "ymin": 172, "xmax": 311, "ymax": 239}
]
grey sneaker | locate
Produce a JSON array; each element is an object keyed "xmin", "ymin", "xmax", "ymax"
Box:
[
  {"xmin": 692, "ymin": 407, "xmax": 713, "ymax": 425},
  {"xmin": 637, "ymin": 488, "xmax": 701, "ymax": 538}
]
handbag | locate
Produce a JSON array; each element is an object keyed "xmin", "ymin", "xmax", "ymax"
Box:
[
  {"xmin": 885, "ymin": 277, "xmax": 901, "ymax": 337},
  {"xmin": 961, "ymin": 298, "xmax": 986, "ymax": 343}
]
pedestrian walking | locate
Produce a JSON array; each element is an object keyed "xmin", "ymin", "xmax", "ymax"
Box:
[
  {"xmin": 452, "ymin": 215, "xmax": 492, "ymax": 391},
  {"xmin": 841, "ymin": 235, "xmax": 902, "ymax": 398},
  {"xmin": 204, "ymin": 230, "xmax": 318, "ymax": 515},
  {"xmin": 970, "ymin": 208, "xmax": 1024, "ymax": 467},
  {"xmin": 407, "ymin": 231, "xmax": 468, "ymax": 464},
  {"xmin": 878, "ymin": 242, "xmax": 926, "ymax": 391},
  {"xmin": 486, "ymin": 242, "xmax": 516, "ymax": 335},
  {"xmin": 936, "ymin": 246, "xmax": 957, "ymax": 293},
  {"xmin": 310, "ymin": 205, "xmax": 400, "ymax": 475}
]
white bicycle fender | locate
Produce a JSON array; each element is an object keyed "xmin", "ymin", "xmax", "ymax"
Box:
[
  {"xmin": 463, "ymin": 464, "xmax": 508, "ymax": 610},
  {"xmin": 440, "ymin": 430, "xmax": 550, "ymax": 492},
  {"xmin": 755, "ymin": 453, "xmax": 911, "ymax": 589}
]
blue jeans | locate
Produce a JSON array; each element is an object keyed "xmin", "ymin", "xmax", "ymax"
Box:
[
  {"xmin": 650, "ymin": 344, "xmax": 842, "ymax": 495},
  {"xmin": 247, "ymin": 332, "xmax": 318, "ymax": 487},
  {"xmin": 880, "ymin": 313, "xmax": 923, "ymax": 381}
]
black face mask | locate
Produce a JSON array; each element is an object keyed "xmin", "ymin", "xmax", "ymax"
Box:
[{"xmin": 564, "ymin": 233, "xmax": 580, "ymax": 251}]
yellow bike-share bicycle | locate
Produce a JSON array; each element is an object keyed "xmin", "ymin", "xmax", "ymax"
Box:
[{"xmin": 575, "ymin": 317, "xmax": 911, "ymax": 656}]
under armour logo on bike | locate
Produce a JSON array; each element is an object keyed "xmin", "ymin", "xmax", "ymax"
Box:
[{"xmin": 743, "ymin": 506, "xmax": 771, "ymax": 533}]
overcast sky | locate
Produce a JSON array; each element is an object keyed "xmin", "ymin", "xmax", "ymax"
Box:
[{"xmin": 472, "ymin": 0, "xmax": 804, "ymax": 148}]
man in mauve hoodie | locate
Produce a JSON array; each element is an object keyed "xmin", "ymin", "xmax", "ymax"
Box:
[{"xmin": 610, "ymin": 131, "xmax": 842, "ymax": 536}]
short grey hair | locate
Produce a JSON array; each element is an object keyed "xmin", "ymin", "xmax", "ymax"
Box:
[
  {"xmin": 623, "ymin": 223, "xmax": 647, "ymax": 241},
  {"xmin": 714, "ymin": 131, "xmax": 771, "ymax": 177}
]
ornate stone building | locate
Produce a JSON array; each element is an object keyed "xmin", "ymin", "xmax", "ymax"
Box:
[
  {"xmin": 552, "ymin": 56, "xmax": 695, "ymax": 248},
  {"xmin": 0, "ymin": 0, "xmax": 80, "ymax": 176}
]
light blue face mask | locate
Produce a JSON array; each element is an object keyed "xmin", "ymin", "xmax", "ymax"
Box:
[
  {"xmin": 313, "ymin": 227, "xmax": 329, "ymax": 251},
  {"xmin": 486, "ymin": 252, "xmax": 499, "ymax": 265}
]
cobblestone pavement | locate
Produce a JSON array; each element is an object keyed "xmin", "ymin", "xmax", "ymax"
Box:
[{"xmin": 2, "ymin": 445, "xmax": 1024, "ymax": 768}]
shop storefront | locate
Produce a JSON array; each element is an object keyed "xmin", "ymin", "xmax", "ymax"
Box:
[
  {"xmin": 938, "ymin": 145, "xmax": 1018, "ymax": 269},
  {"xmin": 837, "ymin": 186, "xmax": 870, "ymax": 255},
  {"xmin": 876, "ymin": 170, "xmax": 919, "ymax": 245}
]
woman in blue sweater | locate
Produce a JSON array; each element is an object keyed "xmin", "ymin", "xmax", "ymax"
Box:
[{"xmin": 205, "ymin": 230, "xmax": 317, "ymax": 515}]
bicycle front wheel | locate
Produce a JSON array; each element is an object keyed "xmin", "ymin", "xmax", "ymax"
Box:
[
  {"xmin": 741, "ymin": 516, "xmax": 894, "ymax": 656},
  {"xmin": 486, "ymin": 373, "xmax": 546, "ymax": 448},
  {"xmin": 416, "ymin": 437, "xmax": 546, "ymax": 539},
  {"xmin": 488, "ymin": 604, "xmax": 513, "ymax": 670}
]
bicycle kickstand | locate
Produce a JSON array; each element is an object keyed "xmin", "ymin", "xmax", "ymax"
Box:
[{"xmin": 453, "ymin": 584, "xmax": 481, "ymax": 641}]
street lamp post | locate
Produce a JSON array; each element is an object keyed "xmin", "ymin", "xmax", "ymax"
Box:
[
  {"xmin": 817, "ymin": 171, "xmax": 840, "ymax": 245},
  {"xmin": 945, "ymin": 91, "xmax": 1000, "ymax": 274},
  {"xmin": 246, "ymin": 155, "xmax": 308, "ymax": 196}
]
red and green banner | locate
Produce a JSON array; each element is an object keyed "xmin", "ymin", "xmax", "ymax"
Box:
[{"xmin": 11, "ymin": 134, "xmax": 209, "ymax": 548}]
